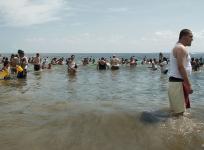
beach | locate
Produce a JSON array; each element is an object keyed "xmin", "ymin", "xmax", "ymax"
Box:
[{"xmin": 0, "ymin": 53, "xmax": 204, "ymax": 150}]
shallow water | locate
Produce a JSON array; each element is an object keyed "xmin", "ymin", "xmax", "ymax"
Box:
[{"xmin": 1, "ymin": 55, "xmax": 204, "ymax": 150}]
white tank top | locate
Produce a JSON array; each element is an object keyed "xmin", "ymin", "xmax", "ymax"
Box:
[{"xmin": 169, "ymin": 43, "xmax": 192, "ymax": 79}]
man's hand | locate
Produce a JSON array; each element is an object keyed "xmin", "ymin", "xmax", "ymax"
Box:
[{"xmin": 183, "ymin": 82, "xmax": 193, "ymax": 94}]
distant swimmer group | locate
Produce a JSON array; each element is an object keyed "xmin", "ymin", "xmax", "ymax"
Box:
[{"xmin": 1, "ymin": 50, "xmax": 203, "ymax": 80}]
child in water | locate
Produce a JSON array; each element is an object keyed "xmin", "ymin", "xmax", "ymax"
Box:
[{"xmin": 0, "ymin": 60, "xmax": 10, "ymax": 79}]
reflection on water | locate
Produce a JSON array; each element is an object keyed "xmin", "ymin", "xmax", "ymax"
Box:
[
  {"xmin": 68, "ymin": 73, "xmax": 77, "ymax": 82},
  {"xmin": 0, "ymin": 64, "xmax": 204, "ymax": 150}
]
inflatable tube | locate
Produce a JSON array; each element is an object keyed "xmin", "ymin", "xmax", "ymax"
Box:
[
  {"xmin": 0, "ymin": 69, "xmax": 9, "ymax": 79},
  {"xmin": 16, "ymin": 65, "xmax": 23, "ymax": 73}
]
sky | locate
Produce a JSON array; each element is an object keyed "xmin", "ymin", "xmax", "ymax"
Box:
[{"xmin": 0, "ymin": 0, "xmax": 204, "ymax": 53}]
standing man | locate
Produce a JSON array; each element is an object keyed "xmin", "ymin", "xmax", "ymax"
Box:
[
  {"xmin": 168, "ymin": 29, "xmax": 193, "ymax": 116},
  {"xmin": 33, "ymin": 53, "xmax": 41, "ymax": 71},
  {"xmin": 17, "ymin": 49, "xmax": 28, "ymax": 78}
]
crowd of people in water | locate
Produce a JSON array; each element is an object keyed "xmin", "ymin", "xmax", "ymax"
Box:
[{"xmin": 0, "ymin": 50, "xmax": 204, "ymax": 80}]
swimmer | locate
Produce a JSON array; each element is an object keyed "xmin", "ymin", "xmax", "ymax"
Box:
[
  {"xmin": 110, "ymin": 55, "xmax": 120, "ymax": 70},
  {"xmin": 33, "ymin": 53, "xmax": 41, "ymax": 71},
  {"xmin": 67, "ymin": 55, "xmax": 77, "ymax": 74}
]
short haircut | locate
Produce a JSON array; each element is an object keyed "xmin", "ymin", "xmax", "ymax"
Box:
[
  {"xmin": 18, "ymin": 49, "xmax": 24, "ymax": 54},
  {"xmin": 4, "ymin": 60, "xmax": 9, "ymax": 67},
  {"xmin": 179, "ymin": 29, "xmax": 192, "ymax": 40}
]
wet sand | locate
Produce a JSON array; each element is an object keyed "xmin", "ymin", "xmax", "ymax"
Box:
[{"xmin": 0, "ymin": 101, "xmax": 204, "ymax": 150}]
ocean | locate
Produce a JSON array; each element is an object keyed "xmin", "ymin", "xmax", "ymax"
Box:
[{"xmin": 0, "ymin": 53, "xmax": 204, "ymax": 150}]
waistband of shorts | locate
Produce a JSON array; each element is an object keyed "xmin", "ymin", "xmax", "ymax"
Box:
[{"xmin": 169, "ymin": 76, "xmax": 184, "ymax": 82}]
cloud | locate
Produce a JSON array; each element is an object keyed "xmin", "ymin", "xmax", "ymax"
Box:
[
  {"xmin": 108, "ymin": 7, "xmax": 129, "ymax": 13},
  {"xmin": 154, "ymin": 30, "xmax": 204, "ymax": 41},
  {"xmin": 0, "ymin": 0, "xmax": 68, "ymax": 27},
  {"xmin": 25, "ymin": 37, "xmax": 46, "ymax": 42},
  {"xmin": 154, "ymin": 30, "xmax": 176, "ymax": 40},
  {"xmin": 22, "ymin": 33, "xmax": 145, "ymax": 53},
  {"xmin": 70, "ymin": 22, "xmax": 84, "ymax": 26},
  {"xmin": 194, "ymin": 30, "xmax": 204, "ymax": 39},
  {"xmin": 140, "ymin": 30, "xmax": 177, "ymax": 42}
]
